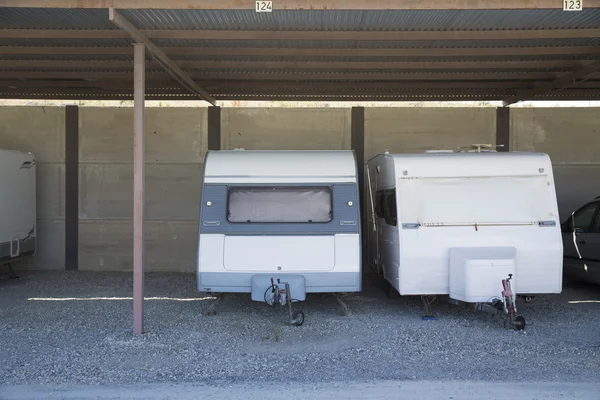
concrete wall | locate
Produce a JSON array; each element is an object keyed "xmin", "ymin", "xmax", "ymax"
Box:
[
  {"xmin": 222, "ymin": 108, "xmax": 351, "ymax": 150},
  {"xmin": 1, "ymin": 106, "xmax": 598, "ymax": 272},
  {"xmin": 78, "ymin": 107, "xmax": 207, "ymax": 272},
  {"xmin": 511, "ymin": 108, "xmax": 600, "ymax": 219},
  {"xmin": 0, "ymin": 107, "xmax": 65, "ymax": 270},
  {"xmin": 78, "ymin": 107, "xmax": 351, "ymax": 273},
  {"xmin": 365, "ymin": 108, "xmax": 497, "ymax": 159}
]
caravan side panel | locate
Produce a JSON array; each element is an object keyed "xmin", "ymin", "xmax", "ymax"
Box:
[
  {"xmin": 366, "ymin": 154, "xmax": 401, "ymax": 292},
  {"xmin": 0, "ymin": 150, "xmax": 37, "ymax": 265}
]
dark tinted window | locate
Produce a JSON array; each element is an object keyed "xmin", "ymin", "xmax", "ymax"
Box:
[
  {"xmin": 383, "ymin": 189, "xmax": 397, "ymax": 226},
  {"xmin": 567, "ymin": 201, "xmax": 599, "ymax": 233},
  {"xmin": 592, "ymin": 205, "xmax": 600, "ymax": 233},
  {"xmin": 375, "ymin": 190, "xmax": 384, "ymax": 218}
]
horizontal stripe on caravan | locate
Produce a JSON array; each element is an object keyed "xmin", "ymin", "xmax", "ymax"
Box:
[
  {"xmin": 199, "ymin": 232, "xmax": 360, "ymax": 236},
  {"xmin": 204, "ymin": 176, "xmax": 356, "ymax": 183},
  {"xmin": 197, "ymin": 271, "xmax": 362, "ymax": 293},
  {"xmin": 199, "ymin": 183, "xmax": 360, "ymax": 234},
  {"xmin": 398, "ymin": 174, "xmax": 549, "ymax": 179}
]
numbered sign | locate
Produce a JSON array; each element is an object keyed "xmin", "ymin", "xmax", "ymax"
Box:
[
  {"xmin": 256, "ymin": 1, "xmax": 273, "ymax": 12},
  {"xmin": 563, "ymin": 0, "xmax": 583, "ymax": 11}
]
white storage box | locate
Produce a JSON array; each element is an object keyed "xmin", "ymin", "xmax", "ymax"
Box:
[{"xmin": 449, "ymin": 247, "xmax": 516, "ymax": 303}]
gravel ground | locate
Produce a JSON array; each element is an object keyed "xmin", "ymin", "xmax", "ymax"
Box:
[
  {"xmin": 3, "ymin": 381, "xmax": 600, "ymax": 400},
  {"xmin": 0, "ymin": 270, "xmax": 599, "ymax": 388}
]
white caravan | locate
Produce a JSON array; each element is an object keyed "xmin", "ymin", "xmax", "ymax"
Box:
[
  {"xmin": 366, "ymin": 149, "xmax": 563, "ymax": 308},
  {"xmin": 197, "ymin": 150, "xmax": 361, "ymax": 323},
  {"xmin": 0, "ymin": 149, "xmax": 37, "ymax": 275}
]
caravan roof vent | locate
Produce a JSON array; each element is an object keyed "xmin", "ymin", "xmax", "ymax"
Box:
[
  {"xmin": 232, "ymin": 148, "xmax": 246, "ymax": 151},
  {"xmin": 457, "ymin": 144, "xmax": 497, "ymax": 153}
]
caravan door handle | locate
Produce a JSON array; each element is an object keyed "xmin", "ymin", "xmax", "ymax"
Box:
[{"xmin": 578, "ymin": 239, "xmax": 586, "ymax": 244}]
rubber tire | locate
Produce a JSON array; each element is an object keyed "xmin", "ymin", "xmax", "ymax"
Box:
[
  {"xmin": 292, "ymin": 310, "xmax": 305, "ymax": 326},
  {"xmin": 514, "ymin": 315, "xmax": 526, "ymax": 331}
]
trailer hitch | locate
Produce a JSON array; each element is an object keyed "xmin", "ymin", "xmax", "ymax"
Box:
[
  {"xmin": 264, "ymin": 278, "xmax": 305, "ymax": 326},
  {"xmin": 501, "ymin": 274, "xmax": 526, "ymax": 331}
]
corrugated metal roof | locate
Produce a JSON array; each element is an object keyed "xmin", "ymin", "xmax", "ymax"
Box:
[
  {"xmin": 152, "ymin": 38, "xmax": 364, "ymax": 48},
  {"xmin": 0, "ymin": 38, "xmax": 134, "ymax": 47},
  {"xmin": 0, "ymin": 54, "xmax": 134, "ymax": 61},
  {"xmin": 0, "ymin": 52, "xmax": 589, "ymax": 60},
  {"xmin": 151, "ymin": 37, "xmax": 600, "ymax": 49},
  {"xmin": 4, "ymin": 91, "xmax": 598, "ymax": 101},
  {"xmin": 2, "ymin": 8, "xmax": 600, "ymax": 31},
  {"xmin": 2, "ymin": 54, "xmax": 598, "ymax": 65},
  {"xmin": 0, "ymin": 8, "xmax": 116, "ymax": 29},
  {"xmin": 168, "ymin": 54, "xmax": 600, "ymax": 63},
  {"xmin": 1, "ymin": 66, "xmax": 571, "ymax": 76},
  {"xmin": 0, "ymin": 67, "xmax": 161, "ymax": 73},
  {"xmin": 122, "ymin": 9, "xmax": 600, "ymax": 31},
  {"xmin": 1, "ymin": 7, "xmax": 599, "ymax": 101},
  {"xmin": 181, "ymin": 67, "xmax": 572, "ymax": 74},
  {"xmin": 2, "ymin": 37, "xmax": 600, "ymax": 49}
]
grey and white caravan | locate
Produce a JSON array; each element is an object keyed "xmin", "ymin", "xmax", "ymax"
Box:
[
  {"xmin": 197, "ymin": 150, "xmax": 362, "ymax": 322},
  {"xmin": 0, "ymin": 149, "xmax": 37, "ymax": 277}
]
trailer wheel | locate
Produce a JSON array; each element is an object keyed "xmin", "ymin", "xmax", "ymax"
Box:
[
  {"xmin": 514, "ymin": 315, "xmax": 526, "ymax": 331},
  {"xmin": 292, "ymin": 310, "xmax": 305, "ymax": 326}
]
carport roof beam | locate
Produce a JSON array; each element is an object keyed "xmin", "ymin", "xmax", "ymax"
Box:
[
  {"xmin": 502, "ymin": 59, "xmax": 600, "ymax": 106},
  {"xmin": 4, "ymin": 28, "xmax": 600, "ymax": 41},
  {"xmin": 108, "ymin": 8, "xmax": 216, "ymax": 106},
  {"xmin": 4, "ymin": 45, "xmax": 600, "ymax": 58},
  {"xmin": 3, "ymin": 0, "xmax": 600, "ymax": 9},
  {"xmin": 0, "ymin": 59, "xmax": 591, "ymax": 70}
]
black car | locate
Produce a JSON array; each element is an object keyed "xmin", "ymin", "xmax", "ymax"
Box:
[{"xmin": 562, "ymin": 197, "xmax": 600, "ymax": 285}]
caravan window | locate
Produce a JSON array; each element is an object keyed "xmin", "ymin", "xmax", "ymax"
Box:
[
  {"xmin": 383, "ymin": 189, "xmax": 397, "ymax": 226},
  {"xmin": 375, "ymin": 190, "xmax": 384, "ymax": 218},
  {"xmin": 227, "ymin": 187, "xmax": 332, "ymax": 223}
]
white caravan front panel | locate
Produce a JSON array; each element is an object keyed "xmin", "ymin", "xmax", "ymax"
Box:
[
  {"xmin": 399, "ymin": 225, "xmax": 562, "ymax": 295},
  {"xmin": 368, "ymin": 152, "xmax": 562, "ymax": 298},
  {"xmin": 223, "ymin": 235, "xmax": 335, "ymax": 272},
  {"xmin": 395, "ymin": 166, "xmax": 562, "ymax": 296},
  {"xmin": 199, "ymin": 234, "xmax": 360, "ymax": 274},
  {"xmin": 197, "ymin": 150, "xmax": 362, "ymax": 294}
]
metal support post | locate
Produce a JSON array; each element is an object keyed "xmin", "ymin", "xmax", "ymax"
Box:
[
  {"xmin": 133, "ymin": 43, "xmax": 145, "ymax": 335},
  {"xmin": 496, "ymin": 107, "xmax": 510, "ymax": 152}
]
